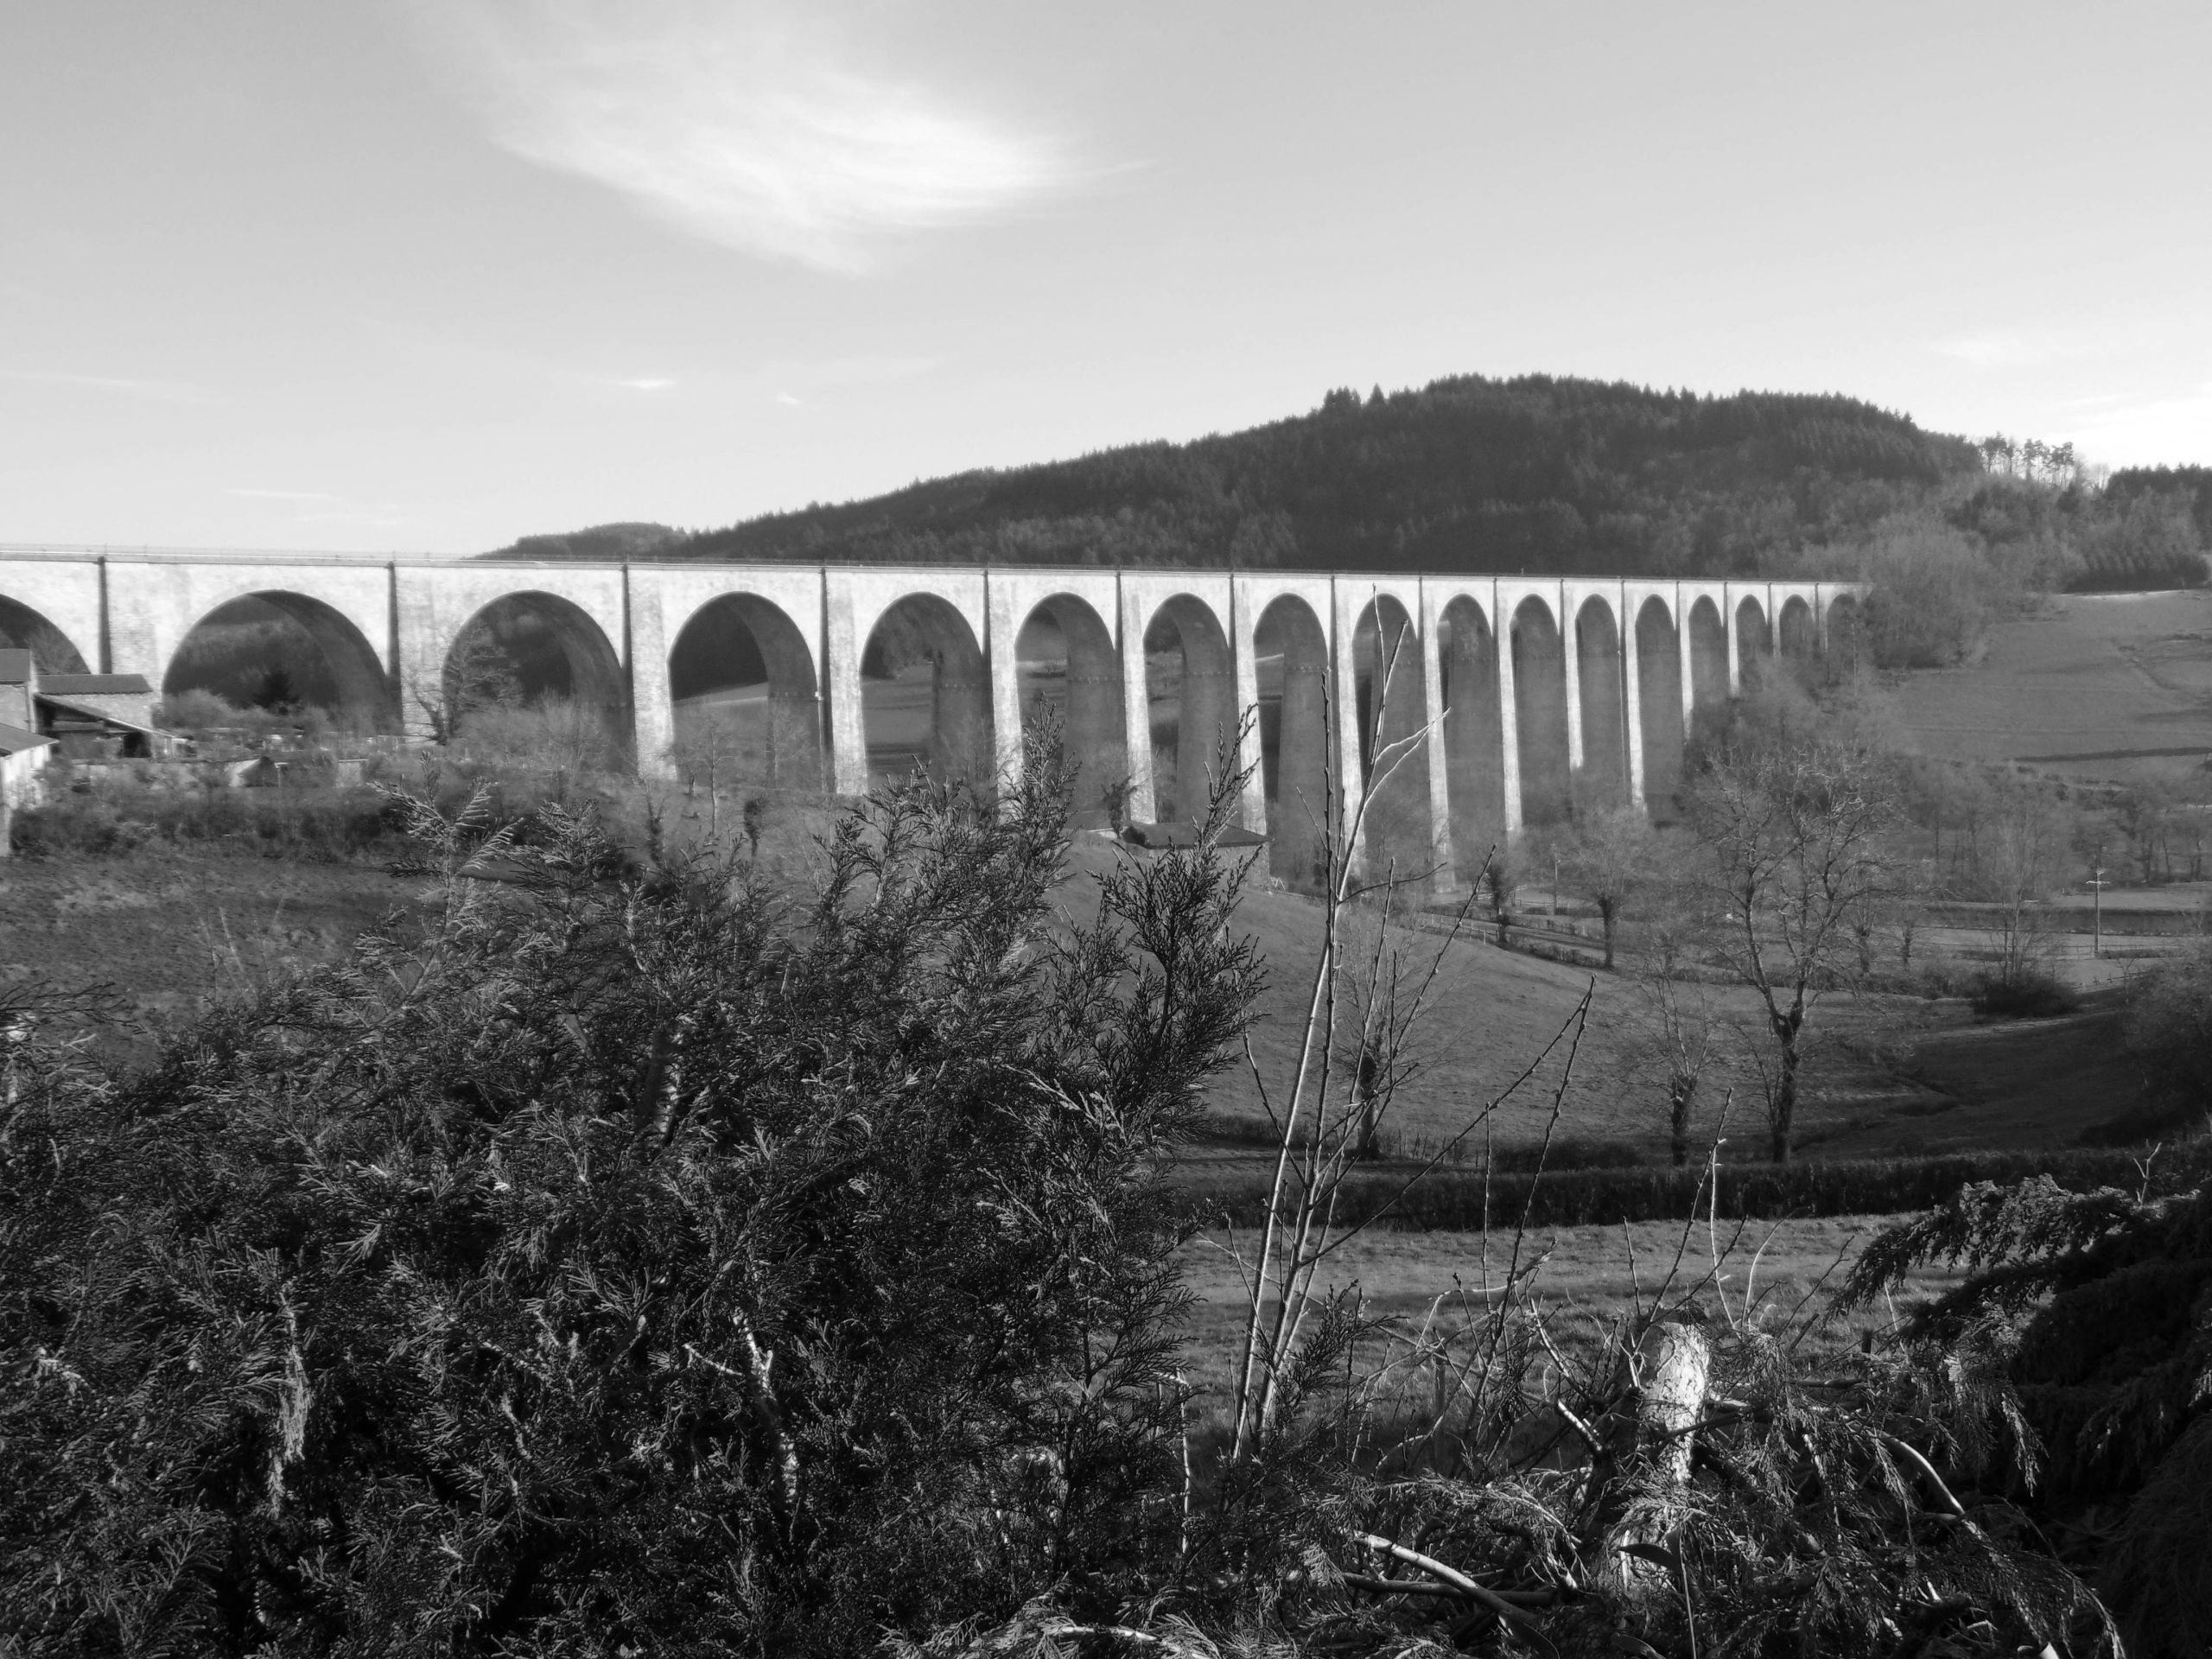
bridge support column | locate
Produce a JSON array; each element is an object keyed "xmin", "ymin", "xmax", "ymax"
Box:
[
  {"xmin": 1330, "ymin": 579, "xmax": 1367, "ymax": 878},
  {"xmin": 1622, "ymin": 589, "xmax": 1645, "ymax": 815},
  {"xmin": 628, "ymin": 580, "xmax": 677, "ymax": 781},
  {"xmin": 1420, "ymin": 581, "xmax": 1454, "ymax": 894},
  {"xmin": 1560, "ymin": 582, "xmax": 1584, "ymax": 781},
  {"xmin": 1116, "ymin": 576, "xmax": 1156, "ymax": 824},
  {"xmin": 391, "ymin": 573, "xmax": 445, "ymax": 743},
  {"xmin": 1497, "ymin": 610, "xmax": 1523, "ymax": 839},
  {"xmin": 823, "ymin": 575, "xmax": 868, "ymax": 796},
  {"xmin": 1677, "ymin": 587, "xmax": 1698, "ymax": 742},
  {"xmin": 986, "ymin": 575, "xmax": 1025, "ymax": 786},
  {"xmin": 1230, "ymin": 577, "xmax": 1268, "ymax": 834}
]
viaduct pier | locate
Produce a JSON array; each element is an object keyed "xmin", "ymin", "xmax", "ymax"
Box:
[{"xmin": 0, "ymin": 548, "xmax": 1859, "ymax": 884}]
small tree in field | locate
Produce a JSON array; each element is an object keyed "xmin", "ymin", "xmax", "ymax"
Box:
[
  {"xmin": 1627, "ymin": 887, "xmax": 1719, "ymax": 1166},
  {"xmin": 2110, "ymin": 779, "xmax": 2175, "ymax": 886},
  {"xmin": 408, "ymin": 619, "xmax": 520, "ymax": 742},
  {"xmin": 668, "ymin": 714, "xmax": 748, "ymax": 838},
  {"xmin": 1688, "ymin": 692, "xmax": 1899, "ymax": 1162},
  {"xmin": 1542, "ymin": 800, "xmax": 1661, "ymax": 969}
]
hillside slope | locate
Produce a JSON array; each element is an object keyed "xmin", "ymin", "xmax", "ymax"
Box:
[{"xmin": 489, "ymin": 374, "xmax": 1980, "ymax": 579}]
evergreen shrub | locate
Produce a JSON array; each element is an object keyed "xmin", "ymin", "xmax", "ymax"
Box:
[{"xmin": 0, "ymin": 748, "xmax": 1262, "ymax": 1656}]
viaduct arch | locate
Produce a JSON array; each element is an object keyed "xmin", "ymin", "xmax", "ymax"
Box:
[{"xmin": 0, "ymin": 547, "xmax": 1859, "ymax": 888}]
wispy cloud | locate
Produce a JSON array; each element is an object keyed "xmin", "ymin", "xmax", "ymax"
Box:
[
  {"xmin": 0, "ymin": 367, "xmax": 207, "ymax": 404},
  {"xmin": 422, "ymin": 1, "xmax": 1084, "ymax": 274},
  {"xmin": 1932, "ymin": 333, "xmax": 2048, "ymax": 370},
  {"xmin": 225, "ymin": 487, "xmax": 334, "ymax": 502},
  {"xmin": 619, "ymin": 376, "xmax": 676, "ymax": 391}
]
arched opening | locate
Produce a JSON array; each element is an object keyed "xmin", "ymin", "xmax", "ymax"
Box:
[
  {"xmin": 861, "ymin": 594, "xmax": 990, "ymax": 786},
  {"xmin": 1353, "ymin": 595, "xmax": 1431, "ymax": 876},
  {"xmin": 1511, "ymin": 597, "xmax": 1570, "ymax": 828},
  {"xmin": 1144, "ymin": 595, "xmax": 1233, "ymax": 823},
  {"xmin": 444, "ymin": 592, "xmax": 627, "ymax": 760},
  {"xmin": 1016, "ymin": 596, "xmax": 1123, "ymax": 826},
  {"xmin": 1634, "ymin": 598, "xmax": 1684, "ymax": 820},
  {"xmin": 1573, "ymin": 597, "xmax": 1627, "ymax": 811},
  {"xmin": 1827, "ymin": 594, "xmax": 1867, "ymax": 680},
  {"xmin": 1255, "ymin": 594, "xmax": 1330, "ymax": 889},
  {"xmin": 1735, "ymin": 596, "xmax": 1772, "ymax": 690},
  {"xmin": 164, "ymin": 593, "xmax": 392, "ymax": 733},
  {"xmin": 1439, "ymin": 596, "xmax": 1504, "ymax": 879},
  {"xmin": 667, "ymin": 593, "xmax": 821, "ymax": 790},
  {"xmin": 0, "ymin": 594, "xmax": 88, "ymax": 674},
  {"xmin": 1688, "ymin": 596, "xmax": 1730, "ymax": 742},
  {"xmin": 1778, "ymin": 594, "xmax": 1818, "ymax": 682}
]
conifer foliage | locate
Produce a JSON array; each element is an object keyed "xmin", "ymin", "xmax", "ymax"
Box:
[
  {"xmin": 0, "ymin": 742, "xmax": 1262, "ymax": 1656},
  {"xmin": 1849, "ymin": 1173, "xmax": 2212, "ymax": 1659}
]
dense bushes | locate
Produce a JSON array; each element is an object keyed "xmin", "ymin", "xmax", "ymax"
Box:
[
  {"xmin": 9, "ymin": 780, "xmax": 404, "ymax": 858},
  {"xmin": 1186, "ymin": 1145, "xmax": 2212, "ymax": 1230},
  {"xmin": 1968, "ymin": 965, "xmax": 2079, "ymax": 1018},
  {"xmin": 0, "ymin": 748, "xmax": 1262, "ymax": 1656},
  {"xmin": 2119, "ymin": 940, "xmax": 2212, "ymax": 1140}
]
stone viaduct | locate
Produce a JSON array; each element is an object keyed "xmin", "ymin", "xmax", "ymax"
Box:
[{"xmin": 0, "ymin": 547, "xmax": 1861, "ymax": 884}]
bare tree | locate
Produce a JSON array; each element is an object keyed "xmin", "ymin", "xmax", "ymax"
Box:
[
  {"xmin": 2111, "ymin": 780, "xmax": 2174, "ymax": 887},
  {"xmin": 408, "ymin": 622, "xmax": 520, "ymax": 743},
  {"xmin": 463, "ymin": 696, "xmax": 616, "ymax": 804},
  {"xmin": 1974, "ymin": 772, "xmax": 2078, "ymax": 988},
  {"xmin": 1688, "ymin": 702, "xmax": 1899, "ymax": 1162},
  {"xmin": 1542, "ymin": 800, "xmax": 1660, "ymax": 969},
  {"xmin": 1224, "ymin": 620, "xmax": 1565, "ymax": 1466},
  {"xmin": 668, "ymin": 715, "xmax": 749, "ymax": 840},
  {"xmin": 1630, "ymin": 907, "xmax": 1719, "ymax": 1167}
]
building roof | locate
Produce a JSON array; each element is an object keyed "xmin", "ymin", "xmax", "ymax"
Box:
[
  {"xmin": 35, "ymin": 695, "xmax": 158, "ymax": 734},
  {"xmin": 39, "ymin": 672, "xmax": 152, "ymax": 696},
  {"xmin": 0, "ymin": 721, "xmax": 54, "ymax": 755},
  {"xmin": 0, "ymin": 650, "xmax": 31, "ymax": 684}
]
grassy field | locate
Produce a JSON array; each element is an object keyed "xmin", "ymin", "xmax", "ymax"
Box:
[
  {"xmin": 1175, "ymin": 1215, "xmax": 1960, "ymax": 1423},
  {"xmin": 0, "ymin": 847, "xmax": 412, "ymax": 1025},
  {"xmin": 1892, "ymin": 589, "xmax": 2212, "ymax": 782},
  {"xmin": 0, "ymin": 785, "xmax": 2159, "ymax": 1160},
  {"xmin": 1192, "ymin": 872, "xmax": 2152, "ymax": 1163}
]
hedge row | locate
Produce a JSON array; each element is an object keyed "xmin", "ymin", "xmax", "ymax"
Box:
[{"xmin": 1179, "ymin": 1144, "xmax": 2212, "ymax": 1230}]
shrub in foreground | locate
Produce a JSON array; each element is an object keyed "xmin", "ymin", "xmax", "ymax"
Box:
[
  {"xmin": 1852, "ymin": 1174, "xmax": 2212, "ymax": 1658},
  {"xmin": 0, "ymin": 753, "xmax": 1261, "ymax": 1656}
]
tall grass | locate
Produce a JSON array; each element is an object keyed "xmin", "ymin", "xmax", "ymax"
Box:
[{"xmin": 1184, "ymin": 1143, "xmax": 2212, "ymax": 1230}]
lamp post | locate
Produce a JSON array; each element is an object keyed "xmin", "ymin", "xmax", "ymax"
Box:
[{"xmin": 2093, "ymin": 845, "xmax": 2105, "ymax": 961}]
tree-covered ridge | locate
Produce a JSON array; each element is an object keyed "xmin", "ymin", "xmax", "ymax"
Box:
[
  {"xmin": 688, "ymin": 375, "xmax": 1980, "ymax": 575},
  {"xmin": 500, "ymin": 375, "xmax": 1981, "ymax": 577},
  {"xmin": 2107, "ymin": 464, "xmax": 2212, "ymax": 545}
]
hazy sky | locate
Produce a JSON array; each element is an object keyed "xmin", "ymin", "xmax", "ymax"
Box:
[{"xmin": 3, "ymin": 1, "xmax": 2208, "ymax": 553}]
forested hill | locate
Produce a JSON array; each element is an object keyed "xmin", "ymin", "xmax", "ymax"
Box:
[{"xmin": 493, "ymin": 374, "xmax": 1986, "ymax": 578}]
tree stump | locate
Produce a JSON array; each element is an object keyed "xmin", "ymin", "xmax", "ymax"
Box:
[{"xmin": 1585, "ymin": 1313, "xmax": 1711, "ymax": 1611}]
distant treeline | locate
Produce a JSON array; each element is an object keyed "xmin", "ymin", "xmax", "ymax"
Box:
[{"xmin": 558, "ymin": 375, "xmax": 1983, "ymax": 579}]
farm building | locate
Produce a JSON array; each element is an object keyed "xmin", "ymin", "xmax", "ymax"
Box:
[
  {"xmin": 36, "ymin": 671, "xmax": 164, "ymax": 758},
  {"xmin": 0, "ymin": 649, "xmax": 36, "ymax": 731},
  {"xmin": 0, "ymin": 651, "xmax": 170, "ymax": 760},
  {"xmin": 0, "ymin": 719, "xmax": 54, "ymax": 856}
]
